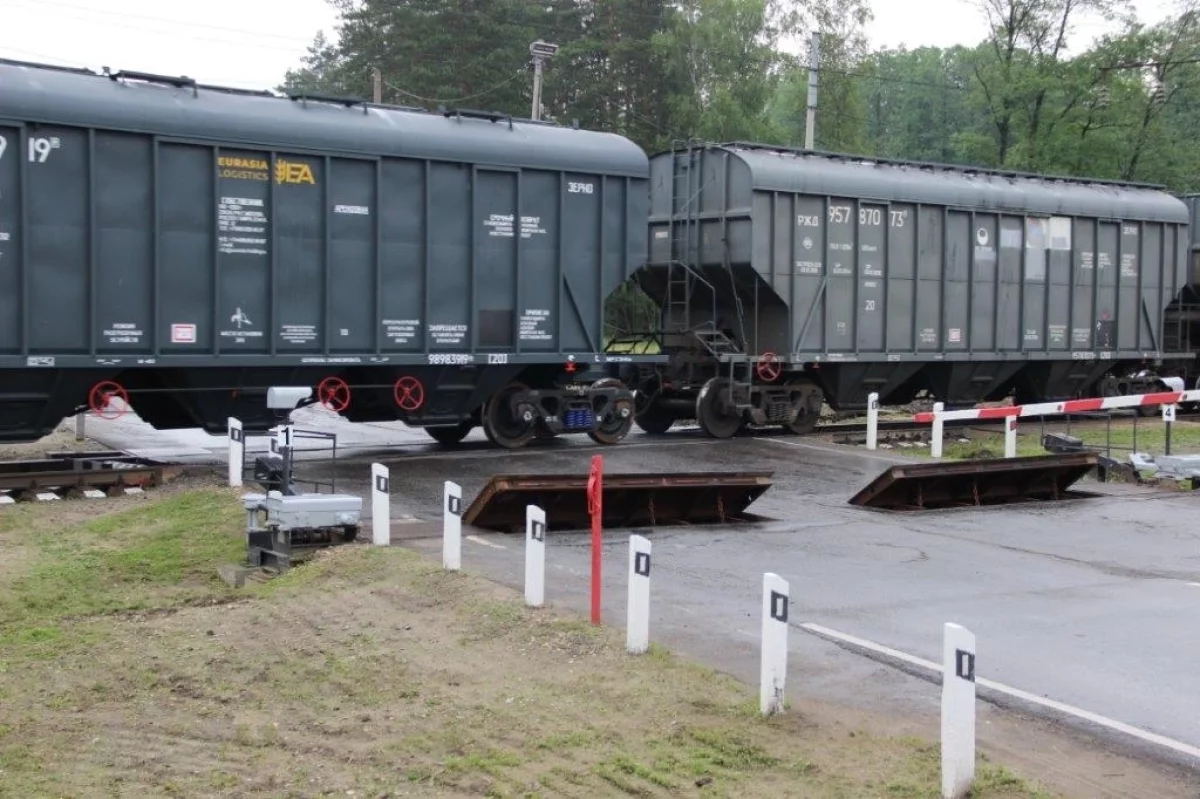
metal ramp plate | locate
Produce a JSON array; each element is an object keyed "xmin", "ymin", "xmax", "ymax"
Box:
[
  {"xmin": 848, "ymin": 453, "xmax": 1099, "ymax": 511},
  {"xmin": 462, "ymin": 471, "xmax": 774, "ymax": 532}
]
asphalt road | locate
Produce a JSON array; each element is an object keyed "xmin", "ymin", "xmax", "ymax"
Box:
[{"xmin": 367, "ymin": 432, "xmax": 1200, "ymax": 772}]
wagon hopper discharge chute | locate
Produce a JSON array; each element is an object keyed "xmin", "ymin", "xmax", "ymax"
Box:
[
  {"xmin": 0, "ymin": 58, "xmax": 665, "ymax": 449},
  {"xmin": 620, "ymin": 141, "xmax": 1194, "ymax": 439}
]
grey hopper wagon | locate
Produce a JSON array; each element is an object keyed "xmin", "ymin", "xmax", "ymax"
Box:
[
  {"xmin": 0, "ymin": 58, "xmax": 661, "ymax": 448},
  {"xmin": 1159, "ymin": 193, "xmax": 1200, "ymax": 396},
  {"xmin": 621, "ymin": 141, "xmax": 1193, "ymax": 438}
]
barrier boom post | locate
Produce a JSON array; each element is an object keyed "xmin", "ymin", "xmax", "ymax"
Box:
[
  {"xmin": 588, "ymin": 455, "xmax": 603, "ymax": 625},
  {"xmin": 913, "ymin": 389, "xmax": 1200, "ymax": 444}
]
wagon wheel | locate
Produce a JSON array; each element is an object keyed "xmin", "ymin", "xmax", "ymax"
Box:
[
  {"xmin": 425, "ymin": 421, "xmax": 473, "ymax": 447},
  {"xmin": 696, "ymin": 377, "xmax": 743, "ymax": 439},
  {"xmin": 634, "ymin": 401, "xmax": 675, "ymax": 435},
  {"xmin": 482, "ymin": 382, "xmax": 536, "ymax": 449},
  {"xmin": 781, "ymin": 380, "xmax": 824, "ymax": 435},
  {"xmin": 1102, "ymin": 377, "xmax": 1155, "ymax": 417},
  {"xmin": 632, "ymin": 374, "xmax": 662, "ymax": 416},
  {"xmin": 587, "ymin": 378, "xmax": 635, "ymax": 445}
]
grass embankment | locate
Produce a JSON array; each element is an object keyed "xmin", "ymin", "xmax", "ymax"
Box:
[
  {"xmin": 916, "ymin": 417, "xmax": 1200, "ymax": 462},
  {"xmin": 0, "ymin": 479, "xmax": 1049, "ymax": 797}
]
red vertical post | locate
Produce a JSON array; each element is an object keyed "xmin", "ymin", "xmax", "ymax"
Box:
[{"xmin": 587, "ymin": 454, "xmax": 603, "ymax": 625}]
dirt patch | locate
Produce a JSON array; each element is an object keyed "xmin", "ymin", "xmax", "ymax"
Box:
[
  {"xmin": 0, "ymin": 485, "xmax": 1056, "ymax": 798},
  {"xmin": 0, "ymin": 418, "xmax": 113, "ymax": 461}
]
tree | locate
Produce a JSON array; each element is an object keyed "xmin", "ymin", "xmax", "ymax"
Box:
[
  {"xmin": 282, "ymin": 31, "xmax": 352, "ymax": 96},
  {"xmin": 856, "ymin": 46, "xmax": 983, "ymax": 163},
  {"xmin": 540, "ymin": 1, "xmax": 679, "ymax": 151},
  {"xmin": 967, "ymin": 0, "xmax": 1132, "ymax": 168},
  {"xmin": 765, "ymin": 0, "xmax": 873, "ymax": 151},
  {"xmin": 282, "ymin": 0, "xmax": 552, "ymax": 113},
  {"xmin": 278, "ymin": 0, "xmax": 1200, "ymax": 194},
  {"xmin": 652, "ymin": 0, "xmax": 797, "ymax": 144}
]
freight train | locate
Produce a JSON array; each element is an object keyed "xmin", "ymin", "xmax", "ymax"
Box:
[
  {"xmin": 618, "ymin": 142, "xmax": 1200, "ymax": 437},
  {"xmin": 0, "ymin": 58, "xmax": 1197, "ymax": 448},
  {"xmin": 0, "ymin": 59, "xmax": 659, "ymax": 448}
]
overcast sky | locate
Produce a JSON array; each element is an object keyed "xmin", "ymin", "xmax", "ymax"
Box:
[{"xmin": 0, "ymin": 0, "xmax": 1176, "ymax": 93}]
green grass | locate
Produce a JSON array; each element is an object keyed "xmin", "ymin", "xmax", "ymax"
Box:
[
  {"xmin": 0, "ymin": 485, "xmax": 1062, "ymax": 799},
  {"xmin": 0, "ymin": 488, "xmax": 244, "ymax": 647}
]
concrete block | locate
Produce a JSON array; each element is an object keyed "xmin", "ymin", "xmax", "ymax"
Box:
[{"xmin": 218, "ymin": 563, "xmax": 256, "ymax": 588}]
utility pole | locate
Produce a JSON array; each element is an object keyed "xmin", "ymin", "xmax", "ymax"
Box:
[
  {"xmin": 373, "ymin": 67, "xmax": 382, "ymax": 103},
  {"xmin": 529, "ymin": 40, "xmax": 558, "ymax": 120},
  {"xmin": 805, "ymin": 31, "xmax": 820, "ymax": 150}
]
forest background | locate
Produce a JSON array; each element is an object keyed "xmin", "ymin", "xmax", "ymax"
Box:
[{"xmin": 282, "ymin": 0, "xmax": 1200, "ymax": 332}]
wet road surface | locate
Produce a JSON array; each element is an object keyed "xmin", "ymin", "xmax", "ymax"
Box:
[{"xmin": 357, "ymin": 432, "xmax": 1200, "ymax": 771}]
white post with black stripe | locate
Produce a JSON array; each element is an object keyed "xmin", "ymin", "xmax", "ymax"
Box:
[
  {"xmin": 941, "ymin": 622, "xmax": 977, "ymax": 799},
  {"xmin": 443, "ymin": 481, "xmax": 463, "ymax": 571},
  {"xmin": 227, "ymin": 417, "xmax": 243, "ymax": 488},
  {"xmin": 1164, "ymin": 401, "xmax": 1177, "ymax": 455},
  {"xmin": 866, "ymin": 392, "xmax": 880, "ymax": 451},
  {"xmin": 760, "ymin": 572, "xmax": 789, "ymax": 716},
  {"xmin": 371, "ymin": 463, "xmax": 390, "ymax": 546},
  {"xmin": 525, "ymin": 504, "xmax": 546, "ymax": 607},
  {"xmin": 1004, "ymin": 417, "xmax": 1017, "ymax": 459},
  {"xmin": 627, "ymin": 534, "xmax": 652, "ymax": 654}
]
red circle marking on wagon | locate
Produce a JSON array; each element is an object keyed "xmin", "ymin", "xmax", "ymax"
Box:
[
  {"xmin": 316, "ymin": 376, "xmax": 351, "ymax": 412},
  {"xmin": 756, "ymin": 351, "xmax": 782, "ymax": 382},
  {"xmin": 394, "ymin": 376, "xmax": 425, "ymax": 411},
  {"xmin": 88, "ymin": 380, "xmax": 129, "ymax": 419}
]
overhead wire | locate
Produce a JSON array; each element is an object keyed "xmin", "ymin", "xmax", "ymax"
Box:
[{"xmin": 381, "ymin": 70, "xmax": 526, "ymax": 105}]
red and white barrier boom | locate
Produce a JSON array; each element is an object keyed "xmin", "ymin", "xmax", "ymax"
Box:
[{"xmin": 915, "ymin": 388, "xmax": 1200, "ymax": 457}]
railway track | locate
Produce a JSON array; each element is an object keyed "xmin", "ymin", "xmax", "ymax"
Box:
[{"xmin": 0, "ymin": 451, "xmax": 167, "ymax": 503}]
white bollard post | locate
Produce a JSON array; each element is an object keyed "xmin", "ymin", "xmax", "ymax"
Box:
[
  {"xmin": 866, "ymin": 392, "xmax": 879, "ymax": 451},
  {"xmin": 760, "ymin": 572, "xmax": 790, "ymax": 716},
  {"xmin": 627, "ymin": 534, "xmax": 652, "ymax": 654},
  {"xmin": 75, "ymin": 411, "xmax": 86, "ymax": 441},
  {"xmin": 941, "ymin": 622, "xmax": 977, "ymax": 799},
  {"xmin": 524, "ymin": 504, "xmax": 546, "ymax": 607},
  {"xmin": 1164, "ymin": 402, "xmax": 1177, "ymax": 456},
  {"xmin": 931, "ymin": 401, "xmax": 945, "ymax": 458},
  {"xmin": 227, "ymin": 417, "xmax": 244, "ymax": 488},
  {"xmin": 1004, "ymin": 417, "xmax": 1017, "ymax": 459},
  {"xmin": 371, "ymin": 463, "xmax": 390, "ymax": 546},
  {"xmin": 443, "ymin": 481, "xmax": 463, "ymax": 571}
]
